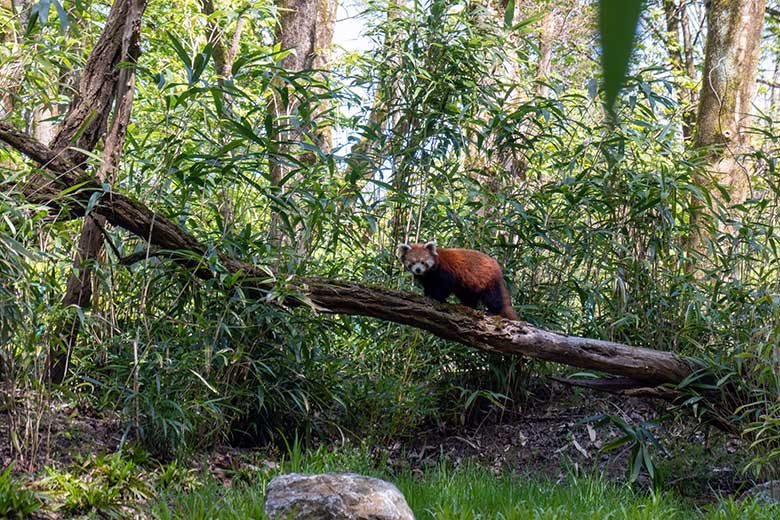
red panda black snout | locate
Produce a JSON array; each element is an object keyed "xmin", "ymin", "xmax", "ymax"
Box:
[{"xmin": 396, "ymin": 240, "xmax": 517, "ymax": 320}]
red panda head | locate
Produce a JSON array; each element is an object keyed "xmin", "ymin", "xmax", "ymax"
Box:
[{"xmin": 396, "ymin": 241, "xmax": 438, "ymax": 276}]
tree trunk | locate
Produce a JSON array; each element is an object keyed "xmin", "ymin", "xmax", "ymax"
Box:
[
  {"xmin": 661, "ymin": 0, "xmax": 697, "ymax": 140},
  {"xmin": 771, "ymin": 58, "xmax": 779, "ymax": 117},
  {"xmin": 199, "ymin": 0, "xmax": 246, "ymax": 234},
  {"xmin": 679, "ymin": 0, "xmax": 696, "ymax": 100},
  {"xmin": 45, "ymin": 0, "xmax": 147, "ymax": 383},
  {"xmin": 268, "ymin": 0, "xmax": 338, "ymax": 247},
  {"xmin": 47, "ymin": 216, "xmax": 106, "ymax": 382},
  {"xmin": 688, "ymin": 0, "xmax": 766, "ymax": 257},
  {"xmin": 535, "ymin": 9, "xmax": 556, "ymax": 98},
  {"xmin": 200, "ymin": 0, "xmax": 246, "ymax": 86}
]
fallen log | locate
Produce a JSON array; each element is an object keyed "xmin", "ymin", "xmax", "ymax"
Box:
[{"xmin": 302, "ymin": 278, "xmax": 696, "ymax": 387}]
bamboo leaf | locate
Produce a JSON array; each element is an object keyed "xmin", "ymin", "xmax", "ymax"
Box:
[
  {"xmin": 53, "ymin": 0, "xmax": 68, "ymax": 33},
  {"xmin": 504, "ymin": 0, "xmax": 515, "ymax": 29},
  {"xmin": 599, "ymin": 0, "xmax": 643, "ymax": 113}
]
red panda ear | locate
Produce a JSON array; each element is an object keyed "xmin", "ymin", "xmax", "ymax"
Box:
[
  {"xmin": 424, "ymin": 241, "xmax": 438, "ymax": 256},
  {"xmin": 396, "ymin": 243, "xmax": 411, "ymax": 257}
]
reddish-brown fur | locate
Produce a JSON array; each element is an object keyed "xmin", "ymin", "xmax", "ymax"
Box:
[{"xmin": 398, "ymin": 242, "xmax": 517, "ymax": 320}]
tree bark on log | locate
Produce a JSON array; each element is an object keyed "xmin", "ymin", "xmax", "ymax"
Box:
[{"xmin": 302, "ymin": 278, "xmax": 696, "ymax": 387}]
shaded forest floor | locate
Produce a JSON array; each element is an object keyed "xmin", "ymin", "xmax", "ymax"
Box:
[
  {"xmin": 1, "ymin": 384, "xmax": 755, "ymax": 505},
  {"xmin": 380, "ymin": 384, "xmax": 751, "ymax": 501}
]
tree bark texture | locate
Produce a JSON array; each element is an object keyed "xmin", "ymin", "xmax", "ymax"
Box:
[
  {"xmin": 276, "ymin": 0, "xmax": 337, "ymax": 73},
  {"xmin": 42, "ymin": 0, "xmax": 148, "ymax": 382},
  {"xmin": 694, "ymin": 0, "xmax": 766, "ymax": 200},
  {"xmin": 687, "ymin": 0, "xmax": 766, "ymax": 258}
]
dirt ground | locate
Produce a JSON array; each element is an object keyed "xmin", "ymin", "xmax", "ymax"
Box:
[
  {"xmin": 382, "ymin": 383, "xmax": 750, "ymax": 499},
  {"xmin": 0, "ymin": 399, "xmax": 124, "ymax": 473},
  {"xmin": 0, "ymin": 384, "xmax": 752, "ymax": 500}
]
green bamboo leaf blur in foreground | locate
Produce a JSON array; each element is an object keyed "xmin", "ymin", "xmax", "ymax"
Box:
[{"xmin": 599, "ymin": 0, "xmax": 643, "ymax": 113}]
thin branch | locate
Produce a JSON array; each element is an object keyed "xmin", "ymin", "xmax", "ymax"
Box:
[
  {"xmin": 118, "ymin": 248, "xmax": 162, "ymax": 265},
  {"xmin": 0, "ymin": 122, "xmax": 81, "ymax": 177},
  {"xmin": 757, "ymin": 77, "xmax": 780, "ymax": 88}
]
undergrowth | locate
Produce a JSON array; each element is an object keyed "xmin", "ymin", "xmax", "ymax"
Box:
[{"xmin": 0, "ymin": 465, "xmax": 42, "ymax": 519}]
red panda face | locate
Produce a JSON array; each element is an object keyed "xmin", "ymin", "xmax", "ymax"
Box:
[{"xmin": 397, "ymin": 241, "xmax": 438, "ymax": 276}]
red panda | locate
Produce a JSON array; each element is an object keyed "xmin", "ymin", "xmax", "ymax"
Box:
[{"xmin": 397, "ymin": 241, "xmax": 517, "ymax": 320}]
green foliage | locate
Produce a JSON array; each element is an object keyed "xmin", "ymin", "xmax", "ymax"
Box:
[
  {"xmin": 1, "ymin": 0, "xmax": 780, "ymax": 485},
  {"xmin": 40, "ymin": 450, "xmax": 153, "ymax": 517},
  {"xmin": 0, "ymin": 465, "xmax": 42, "ymax": 519},
  {"xmin": 25, "ymin": 0, "xmax": 69, "ymax": 35},
  {"xmin": 401, "ymin": 464, "xmax": 734, "ymax": 520},
  {"xmin": 152, "ymin": 482, "xmax": 269, "ymax": 520},
  {"xmin": 599, "ymin": 0, "xmax": 644, "ymax": 113},
  {"xmin": 12, "ymin": 443, "xmax": 780, "ymax": 519},
  {"xmin": 147, "ymin": 452, "xmax": 780, "ymax": 520},
  {"xmin": 0, "ymin": 195, "xmax": 40, "ymax": 353},
  {"xmin": 654, "ymin": 439, "xmax": 752, "ymax": 500},
  {"xmin": 585, "ymin": 414, "xmax": 666, "ymax": 486},
  {"xmin": 155, "ymin": 460, "xmax": 200, "ymax": 492}
]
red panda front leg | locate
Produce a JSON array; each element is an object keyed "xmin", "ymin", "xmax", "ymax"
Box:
[
  {"xmin": 422, "ymin": 280, "xmax": 452, "ymax": 303},
  {"xmin": 453, "ymin": 288, "xmax": 479, "ymax": 309},
  {"xmin": 418, "ymin": 270, "xmax": 454, "ymax": 303}
]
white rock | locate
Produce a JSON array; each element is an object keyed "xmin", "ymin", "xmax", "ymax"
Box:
[{"xmin": 264, "ymin": 472, "xmax": 415, "ymax": 520}]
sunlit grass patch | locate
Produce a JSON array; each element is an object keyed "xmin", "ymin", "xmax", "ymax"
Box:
[
  {"xmin": 147, "ymin": 452, "xmax": 780, "ymax": 520},
  {"xmin": 396, "ymin": 464, "xmax": 778, "ymax": 520}
]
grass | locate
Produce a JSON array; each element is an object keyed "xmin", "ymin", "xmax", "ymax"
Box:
[
  {"xmin": 153, "ymin": 483, "xmax": 268, "ymax": 520},
  {"xmin": 148, "ymin": 443, "xmax": 780, "ymax": 520},
  {"xmin": 150, "ymin": 463, "xmax": 780, "ymax": 520},
  {"xmin": 395, "ymin": 465, "xmax": 776, "ymax": 520},
  {"xmin": 14, "ymin": 442, "xmax": 780, "ymax": 519},
  {"xmin": 0, "ymin": 465, "xmax": 42, "ymax": 519}
]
